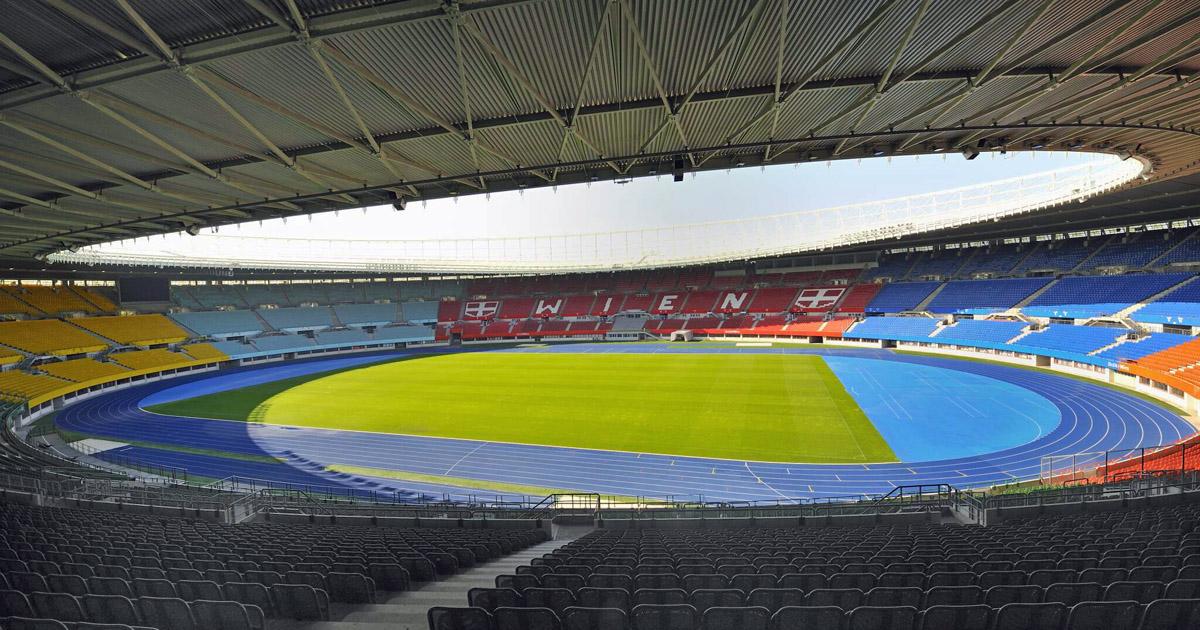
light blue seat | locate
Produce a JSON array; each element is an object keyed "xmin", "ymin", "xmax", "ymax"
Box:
[
  {"xmin": 864, "ymin": 282, "xmax": 942, "ymax": 313},
  {"xmin": 848, "ymin": 317, "xmax": 940, "ymax": 342},
  {"xmin": 170, "ymin": 310, "xmax": 264, "ymax": 337}
]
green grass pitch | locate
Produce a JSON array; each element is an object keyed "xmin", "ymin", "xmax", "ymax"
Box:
[{"xmin": 148, "ymin": 352, "xmax": 897, "ymax": 464}]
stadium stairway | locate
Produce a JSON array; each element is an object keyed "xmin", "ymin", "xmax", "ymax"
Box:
[
  {"xmin": 252, "ymin": 309, "xmax": 277, "ymax": 332},
  {"xmin": 1010, "ymin": 278, "xmax": 1060, "ymax": 310},
  {"xmin": 1115, "ymin": 274, "xmax": 1200, "ymax": 319},
  {"xmin": 913, "ymin": 282, "xmax": 947, "ymax": 311},
  {"xmin": 332, "ymin": 537, "xmax": 572, "ymax": 630}
]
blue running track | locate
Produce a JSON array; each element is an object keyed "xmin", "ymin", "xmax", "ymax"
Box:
[{"xmin": 56, "ymin": 344, "xmax": 1195, "ymax": 502}]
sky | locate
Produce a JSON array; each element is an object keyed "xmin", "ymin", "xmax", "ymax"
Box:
[{"xmin": 212, "ymin": 151, "xmax": 1094, "ymax": 241}]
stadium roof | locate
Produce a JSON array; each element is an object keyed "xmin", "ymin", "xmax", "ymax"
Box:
[{"xmin": 1, "ymin": 0, "xmax": 1199, "ymax": 265}]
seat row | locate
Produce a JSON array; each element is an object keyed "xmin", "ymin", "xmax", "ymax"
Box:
[
  {"xmin": 494, "ymin": 566, "xmax": 1198, "ymax": 593},
  {"xmin": 427, "ymin": 599, "xmax": 1200, "ymax": 630},
  {"xmin": 0, "ymin": 590, "xmax": 273, "ymax": 629},
  {"xmin": 470, "ymin": 579, "xmax": 1200, "ymax": 613}
]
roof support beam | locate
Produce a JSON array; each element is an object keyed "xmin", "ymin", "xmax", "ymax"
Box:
[{"xmin": 553, "ymin": 0, "xmax": 614, "ymax": 182}]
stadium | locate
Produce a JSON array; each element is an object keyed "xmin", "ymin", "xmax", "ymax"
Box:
[{"xmin": 2, "ymin": 0, "xmax": 1200, "ymax": 629}]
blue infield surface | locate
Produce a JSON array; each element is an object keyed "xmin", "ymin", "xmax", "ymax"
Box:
[{"xmin": 56, "ymin": 343, "xmax": 1195, "ymax": 502}]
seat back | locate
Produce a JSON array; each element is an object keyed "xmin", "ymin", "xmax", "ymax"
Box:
[
  {"xmin": 562, "ymin": 606, "xmax": 628, "ymax": 630},
  {"xmin": 699, "ymin": 606, "xmax": 770, "ymax": 630},
  {"xmin": 428, "ymin": 606, "xmax": 493, "ymax": 630},
  {"xmin": 918, "ymin": 604, "xmax": 990, "ymax": 630},
  {"xmin": 1065, "ymin": 600, "xmax": 1140, "ymax": 630},
  {"xmin": 494, "ymin": 606, "xmax": 562, "ymax": 630},
  {"xmin": 1138, "ymin": 598, "xmax": 1200, "ymax": 630},
  {"xmin": 137, "ymin": 596, "xmax": 195, "ymax": 630},
  {"xmin": 193, "ymin": 599, "xmax": 254, "ymax": 630},
  {"xmin": 630, "ymin": 603, "xmax": 698, "ymax": 630},
  {"xmin": 992, "ymin": 602, "xmax": 1067, "ymax": 630}
]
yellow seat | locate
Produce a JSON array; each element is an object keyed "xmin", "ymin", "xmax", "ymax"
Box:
[
  {"xmin": 71, "ymin": 314, "xmax": 189, "ymax": 346},
  {"xmin": 0, "ymin": 320, "xmax": 109, "ymax": 355},
  {"xmin": 39, "ymin": 358, "xmax": 130, "ymax": 383},
  {"xmin": 108, "ymin": 349, "xmax": 193, "ymax": 371},
  {"xmin": 180, "ymin": 343, "xmax": 229, "ymax": 361},
  {"xmin": 0, "ymin": 371, "xmax": 70, "ymax": 402}
]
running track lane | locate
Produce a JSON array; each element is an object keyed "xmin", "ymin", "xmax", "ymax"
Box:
[{"xmin": 54, "ymin": 344, "xmax": 1196, "ymax": 502}]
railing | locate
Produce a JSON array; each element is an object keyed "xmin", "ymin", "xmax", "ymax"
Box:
[
  {"xmin": 1040, "ymin": 437, "xmax": 1200, "ymax": 486},
  {"xmin": 70, "ymin": 440, "xmax": 189, "ymax": 483}
]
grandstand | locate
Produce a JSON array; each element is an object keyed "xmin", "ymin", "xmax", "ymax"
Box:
[
  {"xmin": 38, "ymin": 358, "xmax": 130, "ymax": 383},
  {"xmin": 108, "ymin": 349, "xmax": 197, "ymax": 372},
  {"xmin": 69, "ymin": 315, "xmax": 190, "ymax": 346},
  {"xmin": 0, "ymin": 320, "xmax": 108, "ymax": 356}
]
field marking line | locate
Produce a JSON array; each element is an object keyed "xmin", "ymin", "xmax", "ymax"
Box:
[
  {"xmin": 745, "ymin": 461, "xmax": 789, "ymax": 499},
  {"xmin": 814, "ymin": 359, "xmax": 868, "ymax": 461},
  {"xmin": 444, "ymin": 441, "xmax": 491, "ymax": 476}
]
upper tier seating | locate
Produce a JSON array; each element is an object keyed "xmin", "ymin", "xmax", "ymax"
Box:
[
  {"xmin": 925, "ymin": 278, "xmax": 1052, "ymax": 314},
  {"xmin": 284, "ymin": 283, "xmax": 330, "ymax": 304},
  {"xmin": 257, "ymin": 307, "xmax": 333, "ymax": 330},
  {"xmin": 2, "ymin": 285, "xmax": 105, "ymax": 314},
  {"xmin": 400, "ymin": 301, "xmax": 439, "ymax": 322},
  {"xmin": 0, "ymin": 349, "xmax": 19, "ymax": 367},
  {"xmin": 955, "ymin": 243, "xmax": 1030, "ymax": 277},
  {"xmin": 1155, "ymin": 235, "xmax": 1200, "ymax": 267},
  {"xmin": 862, "ymin": 257, "xmax": 915, "ymax": 281},
  {"xmin": 847, "ymin": 317, "xmax": 940, "ymax": 342},
  {"xmin": 38, "ymin": 358, "xmax": 130, "ymax": 383},
  {"xmin": 1081, "ymin": 233, "xmax": 1181, "ymax": 271},
  {"xmin": 559, "ymin": 295, "xmax": 596, "ymax": 317},
  {"xmin": 933, "ymin": 319, "xmax": 1027, "ymax": 347},
  {"xmin": 498, "ymin": 298, "xmax": 535, "ymax": 319},
  {"xmin": 170, "ymin": 310, "xmax": 265, "ymax": 337},
  {"xmin": 0, "ymin": 289, "xmax": 44, "ymax": 316},
  {"xmin": 0, "ymin": 371, "xmax": 70, "ymax": 401},
  {"xmin": 1131, "ymin": 280, "xmax": 1200, "ymax": 326},
  {"xmin": 70, "ymin": 315, "xmax": 190, "ymax": 346},
  {"xmin": 240, "ymin": 284, "xmax": 290, "ymax": 306},
  {"xmin": 326, "ymin": 282, "xmax": 368, "ymax": 303},
  {"xmin": 864, "ymin": 282, "xmax": 941, "ymax": 313},
  {"xmin": 1008, "ymin": 325, "xmax": 1126, "ymax": 364},
  {"xmin": 748, "ymin": 288, "xmax": 799, "ymax": 313},
  {"xmin": 907, "ymin": 251, "xmax": 969, "ymax": 278},
  {"xmin": 108, "ymin": 349, "xmax": 194, "ymax": 371},
  {"xmin": 211, "ymin": 340, "xmax": 254, "ymax": 358},
  {"xmin": 1023, "ymin": 273, "xmax": 1192, "ymax": 319},
  {"xmin": 447, "ymin": 504, "xmax": 1200, "ymax": 630},
  {"xmin": 1013, "ymin": 238, "xmax": 1098, "ymax": 273},
  {"xmin": 0, "ymin": 320, "xmax": 108, "ymax": 355},
  {"xmin": 334, "ymin": 303, "xmax": 400, "ymax": 326},
  {"xmin": 188, "ymin": 285, "xmax": 249, "ymax": 308},
  {"xmin": 681, "ymin": 291, "xmax": 721, "ymax": 314}
]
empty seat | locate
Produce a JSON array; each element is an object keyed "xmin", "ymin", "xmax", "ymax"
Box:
[
  {"xmin": 745, "ymin": 588, "xmax": 805, "ymax": 612},
  {"xmin": 270, "ymin": 583, "xmax": 329, "ymax": 621},
  {"xmin": 1166, "ymin": 580, "xmax": 1200, "ymax": 598},
  {"xmin": 1065, "ymin": 600, "xmax": 1141, "ymax": 630},
  {"xmin": 494, "ymin": 606, "xmax": 562, "ymax": 630},
  {"xmin": 327, "ymin": 572, "xmax": 375, "ymax": 604},
  {"xmin": 428, "ymin": 606, "xmax": 493, "ymax": 630},
  {"xmin": 683, "ymin": 574, "xmax": 729, "ymax": 592},
  {"xmin": 177, "ymin": 580, "xmax": 222, "ymax": 602},
  {"xmin": 81, "ymin": 594, "xmax": 140, "ymax": 625},
  {"xmin": 0, "ymin": 618, "xmax": 71, "ymax": 630},
  {"xmin": 1045, "ymin": 582, "xmax": 1104, "ymax": 606},
  {"xmin": 1138, "ymin": 598, "xmax": 1200, "ymax": 630},
  {"xmin": 588, "ymin": 574, "xmax": 634, "ymax": 591},
  {"xmin": 544, "ymin": 575, "xmax": 586, "ymax": 591},
  {"xmin": 31, "ymin": 591, "xmax": 85, "ymax": 622},
  {"xmin": 985, "ymin": 585, "xmax": 1043, "ymax": 607},
  {"xmin": 919, "ymin": 604, "xmax": 990, "ymax": 630},
  {"xmin": 469, "ymin": 587, "xmax": 523, "ymax": 611},
  {"xmin": 192, "ymin": 599, "xmax": 264, "ymax": 630},
  {"xmin": 368, "ymin": 563, "xmax": 411, "ymax": 591},
  {"xmin": 771, "ymin": 606, "xmax": 845, "ymax": 629},
  {"xmin": 0, "ymin": 589, "xmax": 34, "ymax": 617},
  {"xmin": 45, "ymin": 574, "xmax": 87, "ymax": 596},
  {"xmin": 1103, "ymin": 580, "xmax": 1164, "ymax": 603},
  {"xmin": 524, "ymin": 588, "xmax": 577, "ymax": 615},
  {"xmin": 992, "ymin": 602, "xmax": 1067, "ymax": 630},
  {"xmin": 847, "ymin": 605, "xmax": 918, "ymax": 630},
  {"xmin": 562, "ymin": 606, "xmax": 628, "ymax": 630},
  {"xmin": 630, "ymin": 603, "xmax": 698, "ymax": 630},
  {"xmin": 577, "ymin": 587, "xmax": 631, "ymax": 612},
  {"xmin": 137, "ymin": 596, "xmax": 194, "ymax": 630},
  {"xmin": 924, "ymin": 585, "xmax": 982, "ymax": 607},
  {"xmin": 222, "ymin": 582, "xmax": 273, "ymax": 616},
  {"xmin": 132, "ymin": 579, "xmax": 175, "ymax": 599},
  {"xmin": 699, "ymin": 606, "xmax": 770, "ymax": 630},
  {"xmin": 87, "ymin": 578, "xmax": 132, "ymax": 599},
  {"xmin": 806, "ymin": 588, "xmax": 862, "ymax": 609},
  {"xmin": 8, "ymin": 573, "xmax": 47, "ymax": 594},
  {"xmin": 864, "ymin": 587, "xmax": 921, "ymax": 607},
  {"xmin": 633, "ymin": 588, "xmax": 688, "ymax": 606}
]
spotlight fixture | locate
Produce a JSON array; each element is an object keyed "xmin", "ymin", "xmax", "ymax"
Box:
[
  {"xmin": 185, "ymin": 225, "xmax": 202, "ymax": 236},
  {"xmin": 672, "ymin": 155, "xmax": 685, "ymax": 182},
  {"xmin": 961, "ymin": 148, "xmax": 980, "ymax": 160},
  {"xmin": 871, "ymin": 147, "xmax": 886, "ymax": 157},
  {"xmin": 392, "ymin": 197, "xmax": 406, "ymax": 212}
]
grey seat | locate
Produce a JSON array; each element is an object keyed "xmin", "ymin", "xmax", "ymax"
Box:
[
  {"xmin": 632, "ymin": 588, "xmax": 688, "ymax": 606},
  {"xmin": 745, "ymin": 588, "xmax": 805, "ymax": 613},
  {"xmin": 918, "ymin": 604, "xmax": 990, "ymax": 630},
  {"xmin": 192, "ymin": 599, "xmax": 264, "ymax": 630},
  {"xmin": 1103, "ymin": 581, "xmax": 1163, "ymax": 603},
  {"xmin": 45, "ymin": 574, "xmax": 87, "ymax": 596},
  {"xmin": 367, "ymin": 563, "xmax": 410, "ymax": 591},
  {"xmin": 1138, "ymin": 598, "xmax": 1200, "ymax": 630},
  {"xmin": 924, "ymin": 585, "xmax": 982, "ymax": 607},
  {"xmin": 1166, "ymin": 580, "xmax": 1200, "ymax": 598},
  {"xmin": 577, "ymin": 587, "xmax": 631, "ymax": 612},
  {"xmin": 524, "ymin": 588, "xmax": 577, "ymax": 615},
  {"xmin": 562, "ymin": 606, "xmax": 628, "ymax": 630},
  {"xmin": 81, "ymin": 594, "xmax": 140, "ymax": 625},
  {"xmin": 326, "ymin": 572, "xmax": 375, "ymax": 603},
  {"xmin": 846, "ymin": 605, "xmax": 918, "ymax": 630},
  {"xmin": 0, "ymin": 617, "xmax": 71, "ymax": 630},
  {"xmin": 87, "ymin": 577, "xmax": 133, "ymax": 599},
  {"xmin": 177, "ymin": 579, "xmax": 222, "ymax": 602},
  {"xmin": 494, "ymin": 606, "xmax": 562, "ymax": 630},
  {"xmin": 993, "ymin": 602, "xmax": 1067, "ymax": 630},
  {"xmin": 864, "ymin": 587, "xmax": 921, "ymax": 607},
  {"xmin": 771, "ymin": 606, "xmax": 845, "ymax": 630},
  {"xmin": 137, "ymin": 596, "xmax": 194, "ymax": 630},
  {"xmin": 428, "ymin": 606, "xmax": 493, "ymax": 630},
  {"xmin": 269, "ymin": 583, "xmax": 329, "ymax": 621},
  {"xmin": 730, "ymin": 574, "xmax": 777, "ymax": 594},
  {"xmin": 1045, "ymin": 582, "xmax": 1104, "ymax": 606},
  {"xmin": 222, "ymin": 581, "xmax": 274, "ymax": 616},
  {"xmin": 7, "ymin": 574, "xmax": 47, "ymax": 594},
  {"xmin": 1065, "ymin": 600, "xmax": 1140, "ymax": 630},
  {"xmin": 699, "ymin": 606, "xmax": 770, "ymax": 630},
  {"xmin": 31, "ymin": 591, "xmax": 86, "ymax": 622},
  {"xmin": 131, "ymin": 578, "xmax": 175, "ymax": 599},
  {"xmin": 468, "ymin": 587, "xmax": 523, "ymax": 611},
  {"xmin": 688, "ymin": 589, "xmax": 744, "ymax": 613},
  {"xmin": 0, "ymin": 589, "xmax": 35, "ymax": 617},
  {"xmin": 984, "ymin": 585, "xmax": 1042, "ymax": 607},
  {"xmin": 805, "ymin": 588, "xmax": 862, "ymax": 609},
  {"xmin": 629, "ymin": 603, "xmax": 698, "ymax": 630}
]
